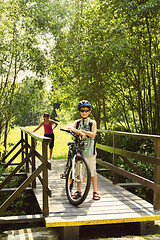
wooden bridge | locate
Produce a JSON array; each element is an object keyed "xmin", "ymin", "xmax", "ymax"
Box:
[{"xmin": 1, "ymin": 128, "xmax": 160, "ymax": 239}]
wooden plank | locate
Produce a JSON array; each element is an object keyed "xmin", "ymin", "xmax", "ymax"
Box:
[
  {"xmin": 96, "ymin": 168, "xmax": 110, "ymax": 172},
  {"xmin": 31, "ymin": 137, "xmax": 36, "ymax": 188},
  {"xmin": 2, "ymin": 172, "xmax": 27, "ymax": 177},
  {"xmin": 119, "ymin": 155, "xmax": 145, "ymax": 177},
  {"xmin": 154, "ymin": 139, "xmax": 160, "ymax": 209},
  {"xmin": 118, "ymin": 183, "xmax": 142, "ymax": 188},
  {"xmin": 48, "ymin": 205, "xmax": 155, "ymax": 216},
  {"xmin": 113, "ymin": 134, "xmax": 118, "ymax": 184},
  {"xmin": 0, "ymin": 187, "xmax": 32, "ymax": 193},
  {"xmin": 0, "ymin": 214, "xmax": 44, "ymax": 224},
  {"xmin": 46, "ymin": 215, "xmax": 160, "ymax": 227},
  {"xmin": 3, "ymin": 143, "xmax": 28, "ymax": 169},
  {"xmin": 42, "ymin": 142, "xmax": 49, "ymax": 217},
  {"xmin": 0, "ymin": 152, "xmax": 32, "ymax": 190},
  {"xmin": 46, "ymin": 202, "xmax": 155, "ymax": 216},
  {"xmin": 2, "ymin": 139, "xmax": 22, "ymax": 162}
]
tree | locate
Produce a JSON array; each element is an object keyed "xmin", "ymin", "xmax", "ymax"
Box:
[
  {"xmin": 107, "ymin": 0, "xmax": 160, "ymax": 133},
  {"xmin": 49, "ymin": 0, "xmax": 114, "ymax": 128},
  {"xmin": 0, "ymin": 0, "xmax": 52, "ymax": 152},
  {"xmin": 49, "ymin": 0, "xmax": 160, "ymax": 133}
]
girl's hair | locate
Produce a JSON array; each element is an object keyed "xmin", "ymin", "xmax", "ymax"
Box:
[{"xmin": 43, "ymin": 112, "xmax": 50, "ymax": 118}]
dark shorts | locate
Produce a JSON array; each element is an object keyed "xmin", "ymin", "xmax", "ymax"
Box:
[{"xmin": 44, "ymin": 134, "xmax": 55, "ymax": 149}]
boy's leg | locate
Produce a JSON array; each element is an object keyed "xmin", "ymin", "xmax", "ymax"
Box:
[
  {"xmin": 92, "ymin": 175, "xmax": 97, "ymax": 193},
  {"xmin": 86, "ymin": 156, "xmax": 97, "ymax": 192},
  {"xmin": 87, "ymin": 156, "xmax": 100, "ymax": 200}
]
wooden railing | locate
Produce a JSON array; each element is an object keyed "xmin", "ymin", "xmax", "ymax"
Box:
[
  {"xmin": 1, "ymin": 127, "xmax": 160, "ymax": 217},
  {"xmin": 96, "ymin": 129, "xmax": 160, "ymax": 210},
  {"xmin": 0, "ymin": 127, "xmax": 51, "ymax": 217}
]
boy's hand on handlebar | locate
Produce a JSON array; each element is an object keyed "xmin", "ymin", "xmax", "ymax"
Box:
[
  {"xmin": 73, "ymin": 128, "xmax": 86, "ymax": 139},
  {"xmin": 80, "ymin": 132, "xmax": 86, "ymax": 140},
  {"xmin": 67, "ymin": 127, "xmax": 86, "ymax": 139}
]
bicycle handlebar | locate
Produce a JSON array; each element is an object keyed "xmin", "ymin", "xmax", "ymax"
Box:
[
  {"xmin": 60, "ymin": 128, "xmax": 72, "ymax": 134},
  {"xmin": 60, "ymin": 128, "xmax": 81, "ymax": 140},
  {"xmin": 60, "ymin": 128, "xmax": 85, "ymax": 150}
]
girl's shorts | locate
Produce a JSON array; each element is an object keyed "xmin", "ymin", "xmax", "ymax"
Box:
[
  {"xmin": 44, "ymin": 134, "xmax": 54, "ymax": 149},
  {"xmin": 85, "ymin": 155, "xmax": 97, "ymax": 177}
]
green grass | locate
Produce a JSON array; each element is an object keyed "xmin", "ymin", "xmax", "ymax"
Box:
[{"xmin": 7, "ymin": 122, "xmax": 72, "ymax": 162}]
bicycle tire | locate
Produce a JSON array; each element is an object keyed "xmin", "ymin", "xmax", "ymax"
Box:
[{"xmin": 66, "ymin": 154, "xmax": 91, "ymax": 206}]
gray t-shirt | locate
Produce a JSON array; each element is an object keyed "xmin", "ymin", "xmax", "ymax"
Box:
[{"xmin": 77, "ymin": 119, "xmax": 96, "ymax": 158}]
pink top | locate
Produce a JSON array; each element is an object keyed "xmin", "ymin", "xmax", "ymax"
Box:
[{"xmin": 43, "ymin": 120, "xmax": 53, "ymax": 134}]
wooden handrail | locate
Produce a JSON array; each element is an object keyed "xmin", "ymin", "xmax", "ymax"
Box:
[
  {"xmin": 20, "ymin": 127, "xmax": 51, "ymax": 142},
  {"xmin": 97, "ymin": 129, "xmax": 160, "ymax": 140},
  {"xmin": 96, "ymin": 143, "xmax": 159, "ymax": 164},
  {"xmin": 96, "ymin": 129, "xmax": 160, "ymax": 210}
]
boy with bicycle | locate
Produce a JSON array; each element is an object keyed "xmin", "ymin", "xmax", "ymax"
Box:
[{"xmin": 68, "ymin": 100, "xmax": 100, "ymax": 200}]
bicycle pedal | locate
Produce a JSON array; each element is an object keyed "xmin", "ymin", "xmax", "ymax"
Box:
[{"xmin": 60, "ymin": 174, "xmax": 66, "ymax": 179}]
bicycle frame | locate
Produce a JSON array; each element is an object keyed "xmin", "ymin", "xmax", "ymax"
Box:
[
  {"xmin": 61, "ymin": 128, "xmax": 84, "ymax": 175},
  {"xmin": 60, "ymin": 128, "xmax": 91, "ymax": 206}
]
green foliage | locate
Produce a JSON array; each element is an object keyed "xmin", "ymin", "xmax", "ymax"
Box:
[
  {"xmin": 0, "ymin": 0, "xmax": 55, "ymax": 150},
  {"xmin": 0, "ymin": 146, "xmax": 5, "ymax": 155},
  {"xmin": 13, "ymin": 76, "xmax": 52, "ymax": 126},
  {"xmin": 0, "ymin": 0, "xmax": 159, "ymax": 134},
  {"xmin": 47, "ymin": 0, "xmax": 160, "ymax": 134}
]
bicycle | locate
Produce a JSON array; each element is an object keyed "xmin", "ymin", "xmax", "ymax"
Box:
[{"xmin": 60, "ymin": 128, "xmax": 91, "ymax": 206}]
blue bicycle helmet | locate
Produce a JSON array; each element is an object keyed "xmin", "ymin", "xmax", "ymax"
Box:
[{"xmin": 78, "ymin": 100, "xmax": 92, "ymax": 110}]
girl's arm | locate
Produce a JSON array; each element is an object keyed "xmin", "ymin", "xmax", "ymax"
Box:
[
  {"xmin": 50, "ymin": 119, "xmax": 58, "ymax": 130},
  {"xmin": 33, "ymin": 122, "xmax": 43, "ymax": 132}
]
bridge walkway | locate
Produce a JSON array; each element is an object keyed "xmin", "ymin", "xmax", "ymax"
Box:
[{"xmin": 33, "ymin": 159, "xmax": 160, "ymax": 239}]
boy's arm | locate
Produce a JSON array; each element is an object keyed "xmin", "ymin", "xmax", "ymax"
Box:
[
  {"xmin": 68, "ymin": 120, "xmax": 86, "ymax": 139},
  {"xmin": 80, "ymin": 120, "xmax": 97, "ymax": 139}
]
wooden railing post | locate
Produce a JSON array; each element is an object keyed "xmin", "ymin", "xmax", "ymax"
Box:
[
  {"xmin": 113, "ymin": 134, "xmax": 118, "ymax": 184},
  {"xmin": 25, "ymin": 133, "xmax": 29, "ymax": 173},
  {"xmin": 42, "ymin": 141, "xmax": 49, "ymax": 217},
  {"xmin": 31, "ymin": 137, "xmax": 36, "ymax": 188},
  {"xmin": 154, "ymin": 139, "xmax": 160, "ymax": 210},
  {"xmin": 21, "ymin": 130, "xmax": 24, "ymax": 162}
]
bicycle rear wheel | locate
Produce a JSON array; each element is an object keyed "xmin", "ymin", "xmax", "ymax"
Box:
[{"xmin": 66, "ymin": 155, "xmax": 91, "ymax": 206}]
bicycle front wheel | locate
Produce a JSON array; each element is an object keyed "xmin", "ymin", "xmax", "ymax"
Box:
[{"xmin": 66, "ymin": 155, "xmax": 91, "ymax": 206}]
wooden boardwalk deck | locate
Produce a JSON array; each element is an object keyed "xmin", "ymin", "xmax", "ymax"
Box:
[{"xmin": 34, "ymin": 159, "xmax": 160, "ymax": 236}]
